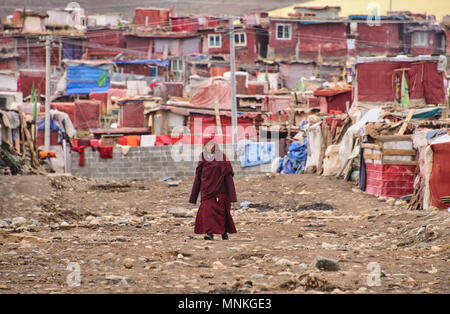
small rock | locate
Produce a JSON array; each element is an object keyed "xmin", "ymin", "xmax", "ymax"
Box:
[
  {"xmin": 298, "ymin": 263, "xmax": 308, "ymax": 270},
  {"xmin": 60, "ymin": 221, "xmax": 71, "ymax": 230},
  {"xmin": 90, "ymin": 259, "xmax": 100, "ymax": 264},
  {"xmin": 430, "ymin": 246, "xmax": 442, "ymax": 253},
  {"xmin": 0, "ymin": 220, "xmax": 9, "ymax": 228},
  {"xmin": 212, "ymin": 261, "xmax": 227, "ymax": 270},
  {"xmin": 251, "ymin": 274, "xmax": 265, "ymax": 279},
  {"xmin": 200, "ymin": 273, "xmax": 214, "ymax": 279},
  {"xmin": 167, "ymin": 207, "xmax": 191, "ymax": 218},
  {"xmin": 417, "ymin": 242, "xmax": 428, "ymax": 249},
  {"xmin": 177, "ymin": 253, "xmax": 184, "ymax": 259},
  {"xmin": 275, "ymin": 258, "xmax": 293, "ymax": 266},
  {"xmin": 394, "ymin": 199, "xmax": 406, "ymax": 207},
  {"xmin": 277, "ymin": 271, "xmax": 294, "ymax": 277},
  {"xmin": 138, "ymin": 257, "xmax": 149, "ymax": 263},
  {"xmin": 105, "ymin": 275, "xmax": 127, "ymax": 285},
  {"xmin": 89, "ymin": 219, "xmax": 100, "ymax": 227},
  {"xmin": 115, "ymin": 236, "xmax": 128, "ymax": 242},
  {"xmin": 357, "ymin": 286, "xmax": 368, "ymax": 293},
  {"xmin": 11, "ymin": 217, "xmax": 27, "ymax": 228},
  {"xmin": 386, "ymin": 198, "xmax": 396, "ymax": 205},
  {"xmin": 312, "ymin": 256, "xmax": 340, "ymax": 271},
  {"xmin": 123, "ymin": 258, "xmax": 134, "ymax": 269}
]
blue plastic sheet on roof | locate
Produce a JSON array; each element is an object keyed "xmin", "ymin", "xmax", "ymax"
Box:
[
  {"xmin": 239, "ymin": 142, "xmax": 275, "ymax": 168},
  {"xmin": 114, "ymin": 59, "xmax": 169, "ymax": 67},
  {"xmin": 348, "ymin": 15, "xmax": 407, "ymax": 20},
  {"xmin": 66, "ymin": 65, "xmax": 110, "ymax": 95}
]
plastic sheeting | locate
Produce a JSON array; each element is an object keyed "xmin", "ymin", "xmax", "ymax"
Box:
[
  {"xmin": 339, "ymin": 108, "xmax": 381, "ymax": 168},
  {"xmin": 239, "ymin": 141, "xmax": 275, "ymax": 168},
  {"xmin": 67, "ymin": 65, "xmax": 110, "ymax": 95},
  {"xmin": 356, "ymin": 60, "xmax": 446, "ymax": 104},
  {"xmin": 322, "ymin": 144, "xmax": 341, "ymax": 176},
  {"xmin": 427, "ymin": 136, "xmax": 450, "ymax": 209},
  {"xmin": 189, "ymin": 80, "xmax": 232, "ymax": 110},
  {"xmin": 74, "ymin": 100, "xmax": 101, "ymax": 129},
  {"xmin": 278, "ymin": 141, "xmax": 307, "ymax": 174},
  {"xmin": 305, "ymin": 121, "xmax": 322, "ymax": 170}
]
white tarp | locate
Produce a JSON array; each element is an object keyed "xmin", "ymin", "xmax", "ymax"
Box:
[
  {"xmin": 305, "ymin": 120, "xmax": 322, "ymax": 170},
  {"xmin": 339, "ymin": 108, "xmax": 381, "ymax": 168},
  {"xmin": 322, "ymin": 144, "xmax": 341, "ymax": 176}
]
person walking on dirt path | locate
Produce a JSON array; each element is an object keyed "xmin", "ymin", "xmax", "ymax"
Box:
[{"xmin": 189, "ymin": 136, "xmax": 237, "ymax": 240}]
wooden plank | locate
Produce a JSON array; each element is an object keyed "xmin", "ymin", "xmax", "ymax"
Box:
[
  {"xmin": 361, "ymin": 143, "xmax": 381, "ymax": 150},
  {"xmin": 363, "ymin": 153, "xmax": 381, "ymax": 160},
  {"xmin": 382, "ymin": 149, "xmax": 417, "ymax": 156},
  {"xmin": 381, "ymin": 160, "xmax": 417, "ymax": 165},
  {"xmin": 375, "ymin": 135, "xmax": 413, "ymax": 142},
  {"xmin": 397, "ymin": 109, "xmax": 415, "ymax": 136}
]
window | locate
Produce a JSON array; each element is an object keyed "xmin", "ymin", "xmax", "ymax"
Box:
[
  {"xmin": 276, "ymin": 24, "xmax": 292, "ymax": 40},
  {"xmin": 171, "ymin": 59, "xmax": 182, "ymax": 72},
  {"xmin": 413, "ymin": 32, "xmax": 428, "ymax": 47},
  {"xmin": 208, "ymin": 34, "xmax": 221, "ymax": 48},
  {"xmin": 234, "ymin": 32, "xmax": 247, "ymax": 46}
]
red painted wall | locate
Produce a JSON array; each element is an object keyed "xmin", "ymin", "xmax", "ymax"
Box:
[
  {"xmin": 356, "ymin": 22, "xmax": 401, "ymax": 56},
  {"xmin": 409, "ymin": 31, "xmax": 445, "ymax": 55},
  {"xmin": 135, "ymin": 8, "xmax": 169, "ymax": 27},
  {"xmin": 268, "ymin": 20, "xmax": 297, "ymax": 59},
  {"xmin": 269, "ymin": 21, "xmax": 347, "ymax": 60},
  {"xmin": 297, "ymin": 22, "xmax": 347, "ymax": 60},
  {"xmin": 171, "ymin": 16, "xmax": 199, "ymax": 33},
  {"xmin": 87, "ymin": 29, "xmax": 125, "ymax": 58},
  {"xmin": 124, "ymin": 36, "xmax": 151, "ymax": 58}
]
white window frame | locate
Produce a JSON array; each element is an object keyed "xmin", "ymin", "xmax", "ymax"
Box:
[
  {"xmin": 171, "ymin": 59, "xmax": 182, "ymax": 72},
  {"xmin": 208, "ymin": 34, "xmax": 222, "ymax": 48},
  {"xmin": 234, "ymin": 32, "xmax": 247, "ymax": 46},
  {"xmin": 276, "ymin": 23, "xmax": 292, "ymax": 40},
  {"xmin": 412, "ymin": 32, "xmax": 428, "ymax": 47}
]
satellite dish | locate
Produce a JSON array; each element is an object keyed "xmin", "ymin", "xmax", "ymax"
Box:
[{"xmin": 66, "ymin": 2, "xmax": 81, "ymax": 10}]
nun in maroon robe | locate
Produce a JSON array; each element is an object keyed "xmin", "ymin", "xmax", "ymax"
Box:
[{"xmin": 189, "ymin": 137, "xmax": 237, "ymax": 240}]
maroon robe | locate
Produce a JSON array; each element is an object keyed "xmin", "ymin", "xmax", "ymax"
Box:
[{"xmin": 189, "ymin": 150, "xmax": 237, "ymax": 235}]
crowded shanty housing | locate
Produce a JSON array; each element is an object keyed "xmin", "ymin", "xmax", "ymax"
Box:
[{"xmin": 0, "ymin": 3, "xmax": 449, "ymax": 211}]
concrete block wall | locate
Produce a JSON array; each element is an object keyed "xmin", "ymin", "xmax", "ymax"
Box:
[{"xmin": 70, "ymin": 145, "xmax": 271, "ymax": 181}]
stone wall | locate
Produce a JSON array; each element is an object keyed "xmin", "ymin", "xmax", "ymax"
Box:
[{"xmin": 70, "ymin": 145, "xmax": 272, "ymax": 181}]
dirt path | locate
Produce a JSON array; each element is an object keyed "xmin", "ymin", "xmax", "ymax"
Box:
[{"xmin": 0, "ymin": 173, "xmax": 448, "ymax": 293}]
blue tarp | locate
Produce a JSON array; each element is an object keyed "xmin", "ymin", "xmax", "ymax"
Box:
[
  {"xmin": 37, "ymin": 116, "xmax": 65, "ymax": 144},
  {"xmin": 114, "ymin": 59, "xmax": 169, "ymax": 67},
  {"xmin": 66, "ymin": 65, "xmax": 110, "ymax": 95},
  {"xmin": 277, "ymin": 141, "xmax": 308, "ymax": 174},
  {"xmin": 239, "ymin": 142, "xmax": 275, "ymax": 168}
]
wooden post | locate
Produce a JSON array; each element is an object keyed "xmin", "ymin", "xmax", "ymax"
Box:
[
  {"xmin": 397, "ymin": 109, "xmax": 415, "ymax": 136},
  {"xmin": 214, "ymin": 101, "xmax": 223, "ymax": 136}
]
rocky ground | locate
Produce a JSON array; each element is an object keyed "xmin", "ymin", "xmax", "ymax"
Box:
[{"xmin": 0, "ymin": 173, "xmax": 448, "ymax": 294}]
